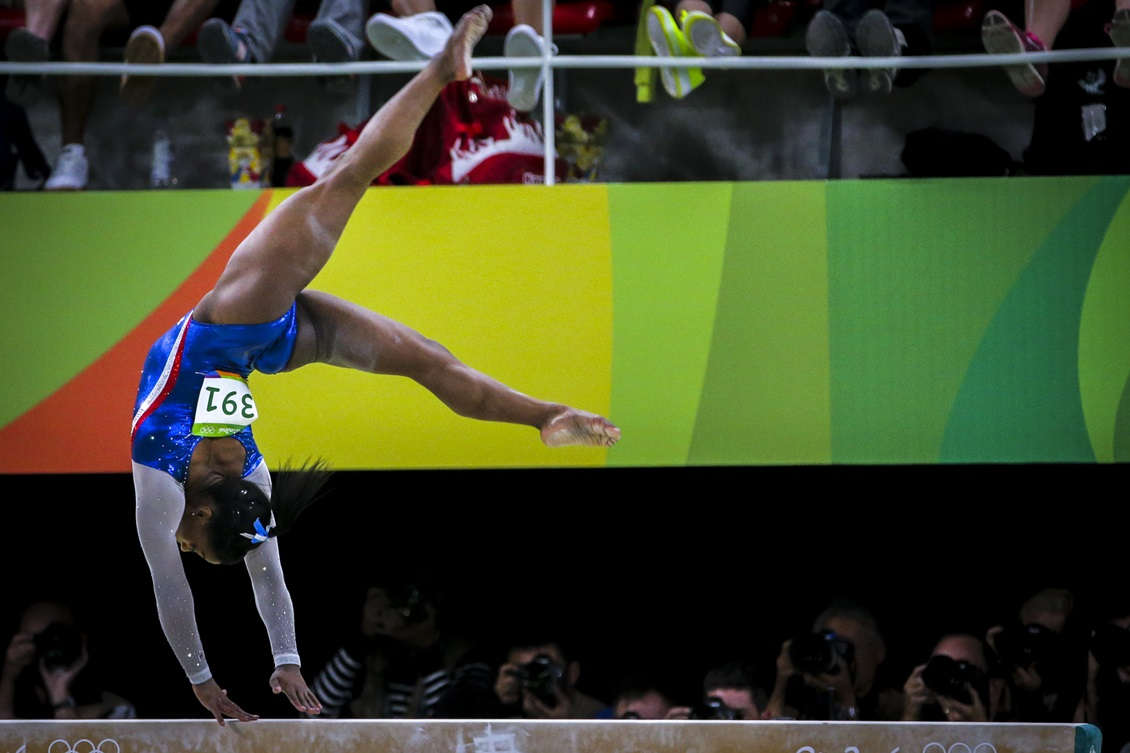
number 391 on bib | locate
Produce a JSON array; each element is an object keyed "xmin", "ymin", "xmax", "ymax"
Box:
[{"xmin": 192, "ymin": 371, "xmax": 260, "ymax": 437}]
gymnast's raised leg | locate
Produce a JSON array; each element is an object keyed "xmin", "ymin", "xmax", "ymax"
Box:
[{"xmin": 194, "ymin": 5, "xmax": 619, "ymax": 448}]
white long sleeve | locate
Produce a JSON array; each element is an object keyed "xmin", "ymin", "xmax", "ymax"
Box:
[
  {"xmin": 242, "ymin": 463, "xmax": 301, "ymax": 668},
  {"xmin": 132, "ymin": 461, "xmax": 212, "ymax": 685}
]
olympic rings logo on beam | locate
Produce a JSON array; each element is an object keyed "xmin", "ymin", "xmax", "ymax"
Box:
[
  {"xmin": 46, "ymin": 739, "xmax": 121, "ymax": 753},
  {"xmin": 796, "ymin": 742, "xmax": 998, "ymax": 753}
]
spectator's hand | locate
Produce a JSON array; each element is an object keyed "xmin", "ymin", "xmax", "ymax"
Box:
[
  {"xmin": 938, "ymin": 683, "xmax": 988, "ymax": 722},
  {"xmin": 39, "ymin": 640, "xmax": 87, "ymax": 707},
  {"xmin": 1012, "ymin": 664, "xmax": 1042, "ymax": 692},
  {"xmin": 665, "ymin": 706, "xmax": 692, "ymax": 720},
  {"xmin": 902, "ymin": 664, "xmax": 933, "ymax": 720},
  {"xmin": 809, "ymin": 654, "xmax": 856, "ymax": 707},
  {"xmin": 3, "ymin": 632, "xmax": 36, "ymax": 677},
  {"xmin": 270, "ymin": 664, "xmax": 322, "ymax": 715},
  {"xmin": 192, "ymin": 678, "xmax": 259, "ymax": 726},
  {"xmin": 495, "ymin": 664, "xmax": 522, "ymax": 705},
  {"xmin": 764, "ymin": 639, "xmax": 797, "ymax": 719},
  {"xmin": 522, "ymin": 685, "xmax": 573, "ymax": 719},
  {"xmin": 775, "ymin": 639, "xmax": 796, "ymax": 683}
]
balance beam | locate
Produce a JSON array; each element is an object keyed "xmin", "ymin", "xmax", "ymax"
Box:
[{"xmin": 0, "ymin": 720, "xmax": 1102, "ymax": 753}]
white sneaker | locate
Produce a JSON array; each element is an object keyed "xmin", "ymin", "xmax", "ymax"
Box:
[
  {"xmin": 505, "ymin": 25, "xmax": 555, "ymax": 112},
  {"xmin": 45, "ymin": 144, "xmax": 89, "ymax": 190},
  {"xmin": 365, "ymin": 11, "xmax": 453, "ymax": 60}
]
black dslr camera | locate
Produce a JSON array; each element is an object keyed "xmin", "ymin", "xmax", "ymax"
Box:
[
  {"xmin": 1091, "ymin": 624, "xmax": 1130, "ymax": 668},
  {"xmin": 921, "ymin": 654, "xmax": 987, "ymax": 706},
  {"xmin": 33, "ymin": 622, "xmax": 83, "ymax": 671},
  {"xmin": 790, "ymin": 630, "xmax": 855, "ymax": 675},
  {"xmin": 690, "ymin": 695, "xmax": 742, "ymax": 720},
  {"xmin": 513, "ymin": 654, "xmax": 565, "ymax": 708}
]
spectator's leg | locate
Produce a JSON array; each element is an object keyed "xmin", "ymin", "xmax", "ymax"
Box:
[
  {"xmin": 24, "ymin": 0, "xmax": 70, "ymax": 40},
  {"xmin": 50, "ymin": 0, "xmax": 129, "ymax": 188},
  {"xmin": 232, "ymin": 0, "xmax": 297, "ymax": 63},
  {"xmin": 1112, "ymin": 1, "xmax": 1130, "ymax": 86},
  {"xmin": 158, "ymin": 0, "xmax": 222, "ymax": 46},
  {"xmin": 310, "ymin": 0, "xmax": 366, "ymax": 62},
  {"xmin": 391, "ymin": 0, "xmax": 438, "ymax": 13},
  {"xmin": 512, "ymin": 0, "xmax": 552, "ymax": 34},
  {"xmin": 1025, "ymin": 0, "xmax": 1069, "ymax": 47}
]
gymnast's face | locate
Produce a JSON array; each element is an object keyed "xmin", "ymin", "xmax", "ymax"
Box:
[{"xmin": 176, "ymin": 503, "xmax": 221, "ymax": 565}]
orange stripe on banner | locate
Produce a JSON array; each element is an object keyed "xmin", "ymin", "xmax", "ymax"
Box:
[{"xmin": 0, "ymin": 191, "xmax": 273, "ymax": 474}]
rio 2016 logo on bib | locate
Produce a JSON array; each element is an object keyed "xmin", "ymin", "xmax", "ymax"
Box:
[{"xmin": 192, "ymin": 371, "xmax": 259, "ymax": 437}]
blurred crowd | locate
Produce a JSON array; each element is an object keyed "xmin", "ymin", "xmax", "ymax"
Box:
[
  {"xmin": 5, "ymin": 585, "xmax": 1130, "ymax": 753},
  {"xmin": 2, "ymin": 0, "xmax": 1130, "ymax": 189}
]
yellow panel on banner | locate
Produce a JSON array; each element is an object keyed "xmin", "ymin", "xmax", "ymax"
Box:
[{"xmin": 251, "ymin": 186, "xmax": 615, "ymax": 469}]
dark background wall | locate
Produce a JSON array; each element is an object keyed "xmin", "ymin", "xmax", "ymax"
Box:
[{"xmin": 2, "ymin": 464, "xmax": 1123, "ymax": 720}]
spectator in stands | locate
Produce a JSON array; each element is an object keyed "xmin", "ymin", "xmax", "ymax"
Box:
[
  {"xmin": 803, "ymin": 0, "xmax": 933, "ymax": 98},
  {"xmin": 763, "ymin": 600, "xmax": 903, "ymax": 720},
  {"xmin": 0, "ymin": 87, "xmax": 50, "ymax": 189},
  {"xmin": 363, "ymin": 1, "xmax": 556, "ymax": 112},
  {"xmin": 643, "ymin": 0, "xmax": 748, "ymax": 99},
  {"xmin": 4, "ymin": 0, "xmax": 220, "ymax": 190},
  {"xmin": 0, "ymin": 600, "xmax": 136, "ymax": 719},
  {"xmin": 197, "ymin": 0, "xmax": 365, "ymax": 67},
  {"xmin": 1085, "ymin": 599, "xmax": 1130, "ymax": 753},
  {"xmin": 701, "ymin": 661, "xmax": 762, "ymax": 719},
  {"xmin": 310, "ymin": 582, "xmax": 496, "ymax": 718},
  {"xmin": 987, "ymin": 587, "xmax": 1086, "ymax": 722},
  {"xmin": 902, "ymin": 633, "xmax": 1003, "ymax": 722},
  {"xmin": 494, "ymin": 637, "xmax": 610, "ymax": 718},
  {"xmin": 981, "ymin": 0, "xmax": 1129, "ymax": 98},
  {"xmin": 612, "ymin": 676, "xmax": 676, "ymax": 719}
]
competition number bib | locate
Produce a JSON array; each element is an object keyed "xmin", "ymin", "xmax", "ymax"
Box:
[{"xmin": 192, "ymin": 373, "xmax": 259, "ymax": 437}]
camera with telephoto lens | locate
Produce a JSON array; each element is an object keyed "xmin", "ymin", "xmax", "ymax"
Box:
[
  {"xmin": 690, "ymin": 695, "xmax": 742, "ymax": 720},
  {"xmin": 33, "ymin": 622, "xmax": 83, "ymax": 671},
  {"xmin": 992, "ymin": 623, "xmax": 1060, "ymax": 670},
  {"xmin": 1091, "ymin": 624, "xmax": 1130, "ymax": 668},
  {"xmin": 514, "ymin": 654, "xmax": 565, "ymax": 708},
  {"xmin": 790, "ymin": 630, "xmax": 855, "ymax": 676},
  {"xmin": 921, "ymin": 654, "xmax": 987, "ymax": 706}
]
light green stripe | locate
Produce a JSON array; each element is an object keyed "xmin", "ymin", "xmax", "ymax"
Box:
[
  {"xmin": 688, "ymin": 181, "xmax": 830, "ymax": 464},
  {"xmin": 607, "ymin": 182, "xmax": 731, "ymax": 466},
  {"xmin": 0, "ymin": 190, "xmax": 262, "ymax": 426}
]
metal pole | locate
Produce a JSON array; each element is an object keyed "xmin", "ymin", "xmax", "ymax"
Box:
[{"xmin": 541, "ymin": 0, "xmax": 555, "ymax": 186}]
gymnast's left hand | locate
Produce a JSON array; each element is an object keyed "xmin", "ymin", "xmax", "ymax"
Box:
[{"xmin": 270, "ymin": 664, "xmax": 323, "ymax": 715}]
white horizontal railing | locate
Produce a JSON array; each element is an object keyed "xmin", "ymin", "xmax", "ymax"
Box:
[{"xmin": 3, "ymin": 38, "xmax": 1127, "ymax": 184}]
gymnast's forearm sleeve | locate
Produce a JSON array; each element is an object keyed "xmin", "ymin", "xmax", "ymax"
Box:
[
  {"xmin": 243, "ymin": 462, "xmax": 301, "ymax": 669},
  {"xmin": 244, "ymin": 537, "xmax": 301, "ymax": 668},
  {"xmin": 132, "ymin": 461, "xmax": 213, "ymax": 685}
]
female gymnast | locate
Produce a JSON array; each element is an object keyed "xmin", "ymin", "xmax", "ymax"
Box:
[{"xmin": 129, "ymin": 5, "xmax": 619, "ymax": 725}]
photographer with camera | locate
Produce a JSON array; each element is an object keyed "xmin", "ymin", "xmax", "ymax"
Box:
[
  {"xmin": 309, "ymin": 582, "xmax": 496, "ymax": 718},
  {"xmin": 0, "ymin": 601, "xmax": 135, "ymax": 719},
  {"xmin": 694, "ymin": 662, "xmax": 762, "ymax": 720},
  {"xmin": 494, "ymin": 639, "xmax": 609, "ymax": 718},
  {"xmin": 1082, "ymin": 602, "xmax": 1130, "ymax": 753},
  {"xmin": 903, "ymin": 633, "xmax": 1002, "ymax": 722},
  {"xmin": 986, "ymin": 587, "xmax": 1086, "ymax": 722},
  {"xmin": 763, "ymin": 601, "xmax": 902, "ymax": 721},
  {"xmin": 613, "ymin": 676, "xmax": 677, "ymax": 719}
]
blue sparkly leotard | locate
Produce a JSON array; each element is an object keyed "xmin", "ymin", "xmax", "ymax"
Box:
[{"xmin": 130, "ymin": 305, "xmax": 298, "ymax": 481}]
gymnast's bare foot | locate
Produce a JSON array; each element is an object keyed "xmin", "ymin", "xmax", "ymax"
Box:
[
  {"xmin": 440, "ymin": 4, "xmax": 492, "ymax": 82},
  {"xmin": 540, "ymin": 409, "xmax": 621, "ymax": 448}
]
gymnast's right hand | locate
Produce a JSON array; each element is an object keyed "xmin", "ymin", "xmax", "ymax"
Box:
[{"xmin": 192, "ymin": 678, "xmax": 259, "ymax": 726}]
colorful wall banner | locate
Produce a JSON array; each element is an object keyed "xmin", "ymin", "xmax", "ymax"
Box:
[{"xmin": 2, "ymin": 178, "xmax": 1127, "ymax": 472}]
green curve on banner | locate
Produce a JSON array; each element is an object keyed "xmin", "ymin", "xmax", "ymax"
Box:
[
  {"xmin": 827, "ymin": 177, "xmax": 1098, "ymax": 464},
  {"xmin": 0, "ymin": 190, "xmax": 263, "ymax": 428},
  {"xmin": 607, "ymin": 183, "xmax": 732, "ymax": 467},
  {"xmin": 1114, "ymin": 373, "xmax": 1130, "ymax": 461},
  {"xmin": 687, "ymin": 181, "xmax": 830, "ymax": 465},
  {"xmin": 1078, "ymin": 190, "xmax": 1130, "ymax": 462},
  {"xmin": 941, "ymin": 176, "xmax": 1130, "ymax": 462}
]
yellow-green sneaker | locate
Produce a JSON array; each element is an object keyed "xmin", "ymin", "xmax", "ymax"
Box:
[
  {"xmin": 681, "ymin": 9, "xmax": 741, "ymax": 57},
  {"xmin": 646, "ymin": 5, "xmax": 705, "ymax": 99}
]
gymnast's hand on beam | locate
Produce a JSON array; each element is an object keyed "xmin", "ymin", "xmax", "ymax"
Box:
[
  {"xmin": 270, "ymin": 664, "xmax": 323, "ymax": 715},
  {"xmin": 192, "ymin": 678, "xmax": 259, "ymax": 726}
]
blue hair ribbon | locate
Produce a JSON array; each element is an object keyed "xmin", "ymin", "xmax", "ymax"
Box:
[{"xmin": 240, "ymin": 517, "xmax": 272, "ymax": 544}]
